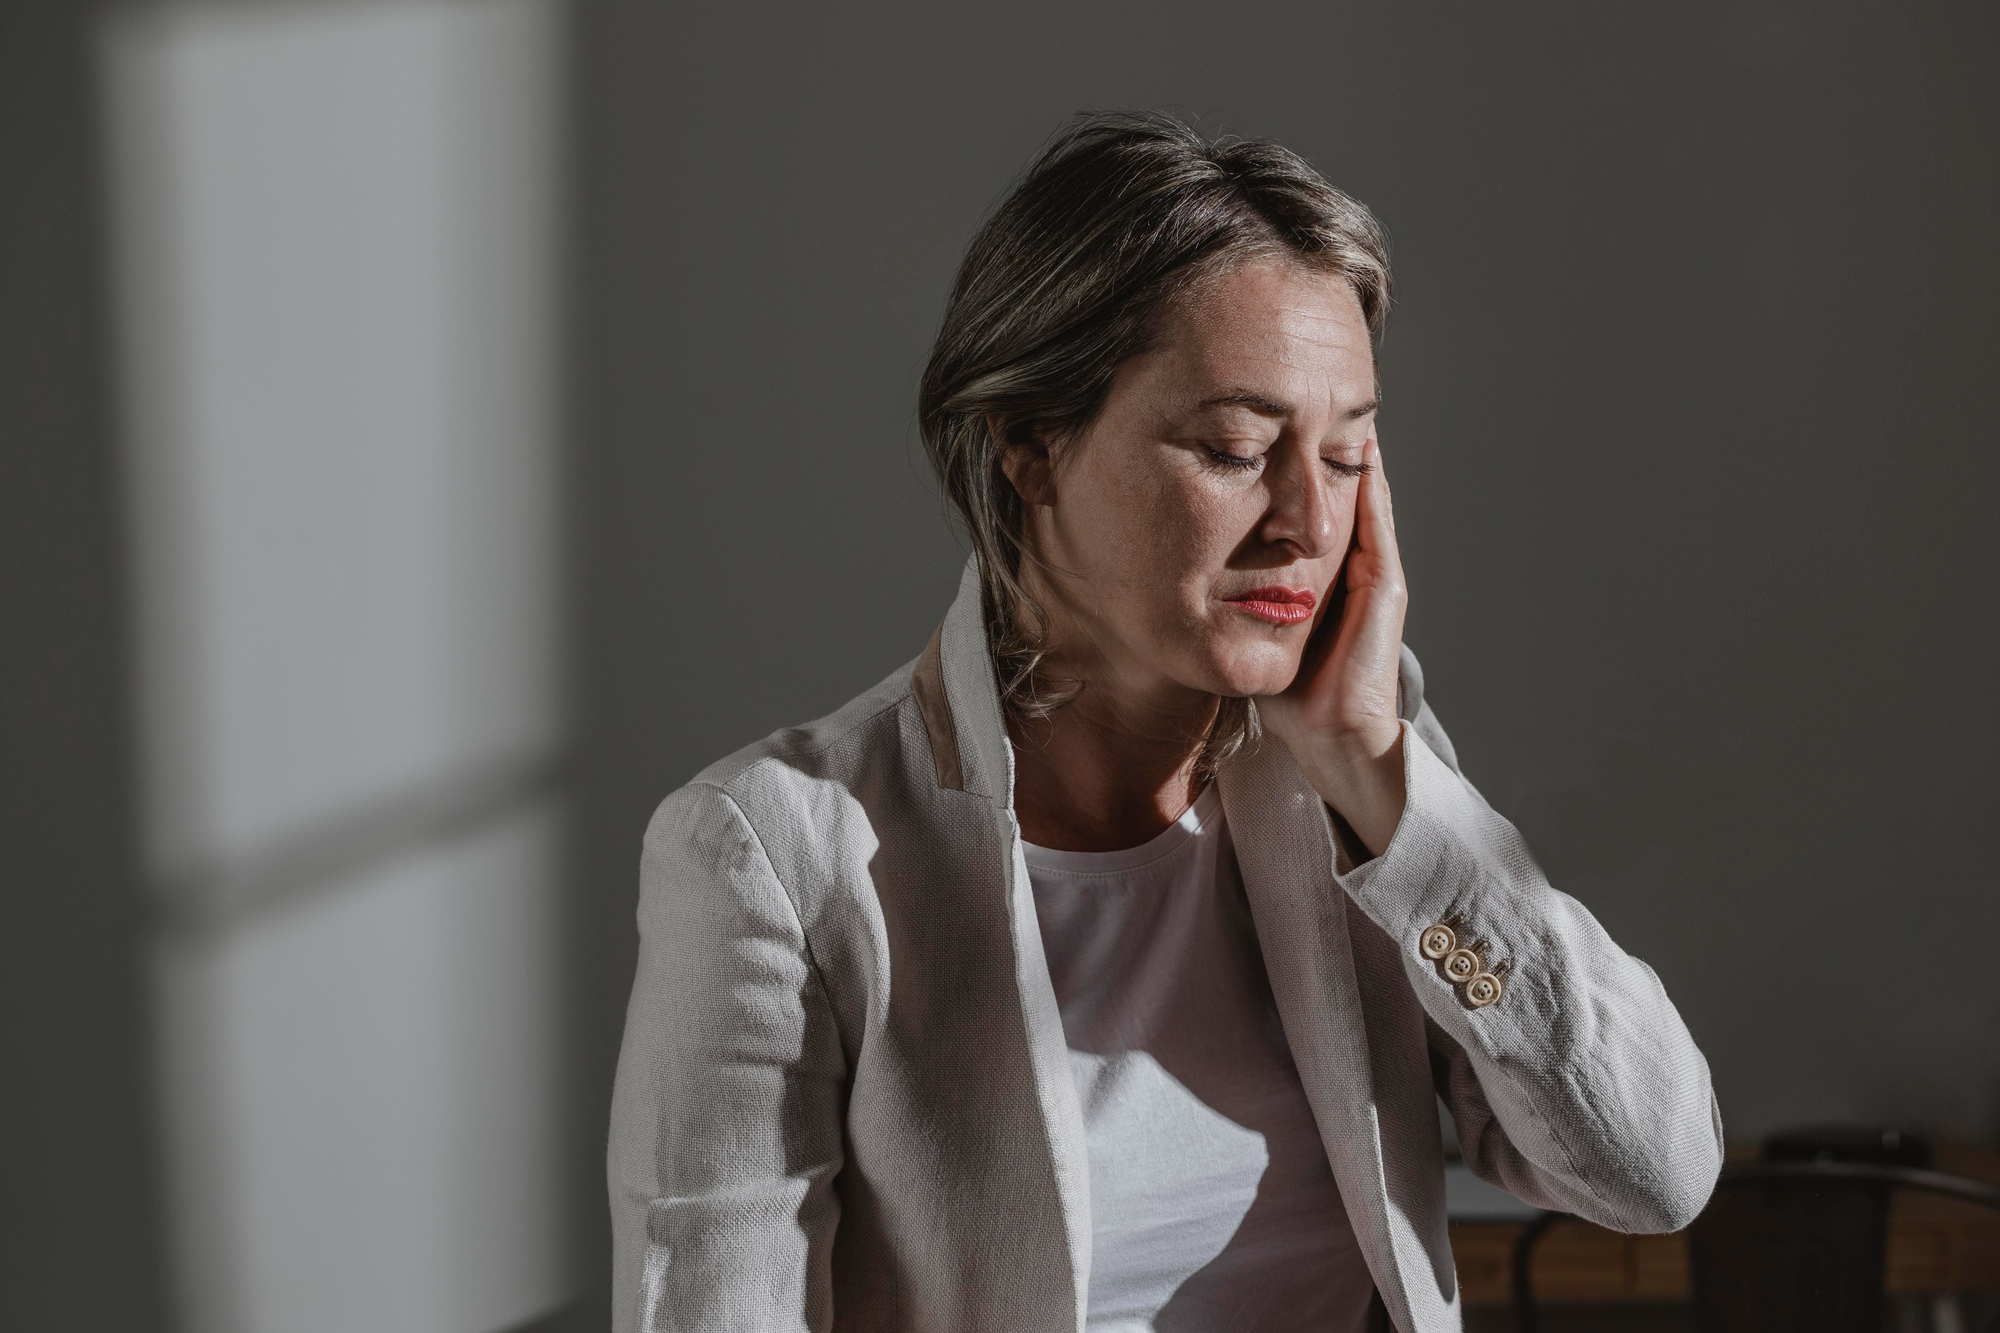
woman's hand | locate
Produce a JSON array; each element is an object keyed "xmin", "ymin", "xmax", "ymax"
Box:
[{"xmin": 1257, "ymin": 435, "xmax": 1410, "ymax": 858}]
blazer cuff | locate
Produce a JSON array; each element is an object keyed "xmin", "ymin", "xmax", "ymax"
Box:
[{"xmin": 1333, "ymin": 719, "xmax": 1502, "ymax": 950}]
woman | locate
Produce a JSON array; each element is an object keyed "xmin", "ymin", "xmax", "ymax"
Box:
[{"xmin": 609, "ymin": 112, "xmax": 1721, "ymax": 1333}]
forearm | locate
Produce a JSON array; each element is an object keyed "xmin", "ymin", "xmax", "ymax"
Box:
[{"xmin": 1339, "ymin": 720, "xmax": 1722, "ymax": 1231}]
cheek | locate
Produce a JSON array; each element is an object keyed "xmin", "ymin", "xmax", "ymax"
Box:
[
  {"xmin": 1063, "ymin": 455, "xmax": 1228, "ymax": 580},
  {"xmin": 1126, "ymin": 477, "xmax": 1253, "ymax": 605},
  {"xmin": 1298, "ymin": 495, "xmax": 1361, "ymax": 613},
  {"xmin": 1329, "ymin": 491, "xmax": 1360, "ymax": 563}
]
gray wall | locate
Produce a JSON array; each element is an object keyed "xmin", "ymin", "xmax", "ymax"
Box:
[
  {"xmin": 569, "ymin": 1, "xmax": 2000, "ymax": 1280},
  {"xmin": 0, "ymin": 0, "xmax": 171, "ymax": 1328}
]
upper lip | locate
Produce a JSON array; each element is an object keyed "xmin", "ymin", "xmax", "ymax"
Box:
[{"xmin": 1225, "ymin": 585, "xmax": 1317, "ymax": 608}]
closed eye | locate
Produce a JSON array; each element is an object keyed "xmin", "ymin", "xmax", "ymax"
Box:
[
  {"xmin": 1203, "ymin": 446, "xmax": 1264, "ymax": 473},
  {"xmin": 1323, "ymin": 457, "xmax": 1371, "ymax": 479}
]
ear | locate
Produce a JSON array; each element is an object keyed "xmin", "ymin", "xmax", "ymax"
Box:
[{"xmin": 991, "ymin": 414, "xmax": 1058, "ymax": 507}]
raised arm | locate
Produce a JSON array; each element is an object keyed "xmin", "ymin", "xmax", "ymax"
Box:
[
  {"xmin": 1262, "ymin": 436, "xmax": 1721, "ymax": 1231},
  {"xmin": 1358, "ymin": 689, "xmax": 1722, "ymax": 1231}
]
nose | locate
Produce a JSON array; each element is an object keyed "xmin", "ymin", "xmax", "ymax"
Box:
[{"xmin": 1257, "ymin": 443, "xmax": 1340, "ymax": 561}]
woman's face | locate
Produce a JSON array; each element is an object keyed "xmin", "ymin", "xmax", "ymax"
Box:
[{"xmin": 1008, "ymin": 258, "xmax": 1379, "ymax": 704}]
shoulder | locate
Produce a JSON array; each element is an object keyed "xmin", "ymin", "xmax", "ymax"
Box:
[{"xmin": 643, "ymin": 653, "xmax": 927, "ymax": 860}]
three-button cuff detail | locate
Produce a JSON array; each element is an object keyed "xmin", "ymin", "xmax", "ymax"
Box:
[{"xmin": 1418, "ymin": 917, "xmax": 1508, "ymax": 1009}]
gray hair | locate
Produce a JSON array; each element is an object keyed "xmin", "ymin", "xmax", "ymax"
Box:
[{"xmin": 918, "ymin": 110, "xmax": 1392, "ymax": 772}]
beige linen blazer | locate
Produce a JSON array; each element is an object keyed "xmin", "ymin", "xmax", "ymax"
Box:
[{"xmin": 608, "ymin": 563, "xmax": 1723, "ymax": 1332}]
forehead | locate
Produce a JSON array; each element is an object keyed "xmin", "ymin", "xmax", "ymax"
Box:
[{"xmin": 1150, "ymin": 258, "xmax": 1375, "ymax": 405}]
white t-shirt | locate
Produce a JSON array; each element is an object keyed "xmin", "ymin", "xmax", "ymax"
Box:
[{"xmin": 1024, "ymin": 784, "xmax": 1377, "ymax": 1333}]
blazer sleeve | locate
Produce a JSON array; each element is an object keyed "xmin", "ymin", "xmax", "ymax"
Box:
[
  {"xmin": 1340, "ymin": 647, "xmax": 1724, "ymax": 1233},
  {"xmin": 607, "ymin": 781, "xmax": 848, "ymax": 1333}
]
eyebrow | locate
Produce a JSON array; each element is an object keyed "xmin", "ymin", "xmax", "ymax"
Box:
[{"xmin": 1196, "ymin": 391, "xmax": 1381, "ymax": 420}]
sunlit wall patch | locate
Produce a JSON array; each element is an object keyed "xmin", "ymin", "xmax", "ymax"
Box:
[{"xmin": 99, "ymin": 3, "xmax": 570, "ymax": 1330}]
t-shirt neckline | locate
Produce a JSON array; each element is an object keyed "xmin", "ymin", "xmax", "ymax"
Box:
[{"xmin": 1020, "ymin": 782, "xmax": 1222, "ymax": 877}]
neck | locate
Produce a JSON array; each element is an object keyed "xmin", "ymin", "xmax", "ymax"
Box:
[{"xmin": 1008, "ymin": 663, "xmax": 1219, "ymax": 854}]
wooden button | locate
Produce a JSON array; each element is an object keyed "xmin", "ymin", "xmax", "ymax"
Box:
[
  {"xmin": 1465, "ymin": 972, "xmax": 1505, "ymax": 1008},
  {"xmin": 1419, "ymin": 924, "xmax": 1457, "ymax": 961},
  {"xmin": 1443, "ymin": 947, "xmax": 1482, "ymax": 984}
]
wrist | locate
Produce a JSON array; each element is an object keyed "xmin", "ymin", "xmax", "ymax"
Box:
[
  {"xmin": 1300, "ymin": 722, "xmax": 1407, "ymax": 859},
  {"xmin": 1305, "ymin": 720, "xmax": 1402, "ymax": 781}
]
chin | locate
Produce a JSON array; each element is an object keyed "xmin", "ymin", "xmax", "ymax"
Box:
[{"xmin": 1201, "ymin": 637, "xmax": 1305, "ymax": 699}]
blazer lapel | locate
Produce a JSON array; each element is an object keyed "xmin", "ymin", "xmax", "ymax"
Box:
[
  {"xmin": 926, "ymin": 562, "xmax": 1094, "ymax": 1328},
  {"xmin": 1220, "ymin": 741, "xmax": 1410, "ymax": 1323}
]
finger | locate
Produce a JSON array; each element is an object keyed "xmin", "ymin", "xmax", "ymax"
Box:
[
  {"xmin": 1357, "ymin": 434, "xmax": 1401, "ymax": 568},
  {"xmin": 1331, "ymin": 437, "xmax": 1407, "ymax": 667}
]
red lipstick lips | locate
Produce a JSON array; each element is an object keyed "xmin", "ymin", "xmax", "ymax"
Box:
[{"xmin": 1224, "ymin": 585, "xmax": 1317, "ymax": 626}]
